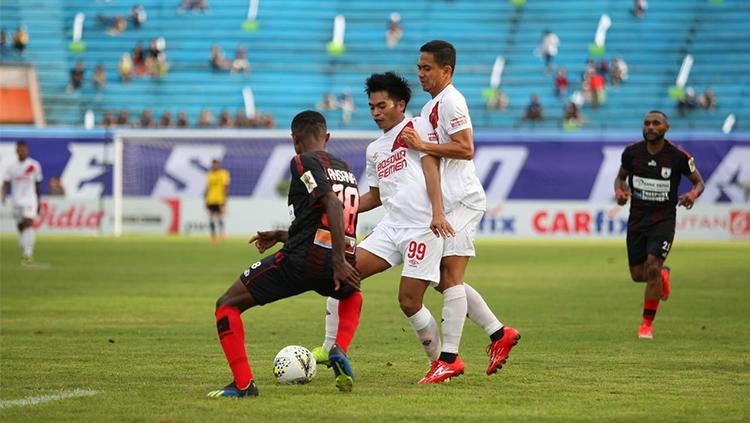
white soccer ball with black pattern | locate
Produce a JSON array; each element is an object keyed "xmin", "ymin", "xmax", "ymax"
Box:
[{"xmin": 273, "ymin": 345, "xmax": 317, "ymax": 384}]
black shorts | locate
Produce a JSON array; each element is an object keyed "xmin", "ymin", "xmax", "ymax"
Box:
[
  {"xmin": 206, "ymin": 204, "xmax": 222, "ymax": 213},
  {"xmin": 626, "ymin": 220, "xmax": 675, "ymax": 266},
  {"xmin": 238, "ymin": 251, "xmax": 358, "ymax": 305}
]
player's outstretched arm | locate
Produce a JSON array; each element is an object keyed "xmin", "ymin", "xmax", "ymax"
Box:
[
  {"xmin": 402, "ymin": 127, "xmax": 474, "ymax": 160},
  {"xmin": 678, "ymin": 169, "xmax": 705, "ymax": 209},
  {"xmin": 614, "ymin": 166, "xmax": 630, "ymax": 206},
  {"xmin": 421, "ymin": 155, "xmax": 454, "ymax": 238},
  {"xmin": 321, "ymin": 191, "xmax": 361, "ymax": 291},
  {"xmin": 358, "ymin": 187, "xmax": 382, "ymax": 213},
  {"xmin": 249, "ymin": 230, "xmax": 288, "ymax": 253}
]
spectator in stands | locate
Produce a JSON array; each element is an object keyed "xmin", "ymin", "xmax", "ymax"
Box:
[
  {"xmin": 611, "ymin": 56, "xmax": 628, "ymax": 85},
  {"xmin": 523, "ymin": 94, "xmax": 544, "ymax": 122},
  {"xmin": 596, "ymin": 58, "xmax": 609, "ymax": 78},
  {"xmin": 67, "ymin": 61, "xmax": 85, "ymax": 92},
  {"xmin": 178, "ymin": 0, "xmax": 209, "ymax": 15},
  {"xmin": 563, "ymin": 101, "xmax": 585, "ymax": 127},
  {"xmin": 118, "ymin": 53, "xmax": 133, "ymax": 83},
  {"xmin": 259, "ymin": 113, "xmax": 276, "ymax": 129},
  {"xmin": 13, "ymin": 26, "xmax": 28, "ymax": 55},
  {"xmin": 1, "ymin": 28, "xmax": 7, "ymax": 52},
  {"xmin": 198, "ymin": 109, "xmax": 214, "ymax": 128},
  {"xmin": 554, "ymin": 68, "xmax": 569, "ymax": 99},
  {"xmin": 93, "ymin": 64, "xmax": 107, "ymax": 90},
  {"xmin": 231, "ymin": 44, "xmax": 250, "ymax": 76},
  {"xmin": 100, "ymin": 111, "xmax": 116, "ymax": 129},
  {"xmin": 159, "ymin": 110, "xmax": 173, "ymax": 127},
  {"xmin": 146, "ymin": 37, "xmax": 169, "ymax": 76},
  {"xmin": 698, "ymin": 88, "xmax": 717, "ymax": 111},
  {"xmin": 538, "ymin": 29, "xmax": 559, "ymax": 73},
  {"xmin": 132, "ymin": 42, "xmax": 147, "ymax": 75},
  {"xmin": 316, "ymin": 92, "xmax": 339, "ymax": 112},
  {"xmin": 633, "ymin": 0, "xmax": 648, "ymax": 19},
  {"xmin": 589, "ymin": 71, "xmax": 606, "ymax": 108},
  {"xmin": 234, "ymin": 110, "xmax": 251, "ymax": 128},
  {"xmin": 386, "ymin": 13, "xmax": 403, "ymax": 48},
  {"xmin": 678, "ymin": 87, "xmax": 698, "ymax": 116},
  {"xmin": 176, "ymin": 111, "xmax": 190, "ymax": 128},
  {"xmin": 485, "ymin": 88, "xmax": 509, "ymax": 111},
  {"xmin": 210, "ymin": 45, "xmax": 230, "ymax": 71},
  {"xmin": 140, "ymin": 109, "xmax": 155, "ymax": 128},
  {"xmin": 47, "ymin": 177, "xmax": 65, "ymax": 196},
  {"xmin": 218, "ymin": 110, "xmax": 233, "ymax": 128},
  {"xmin": 117, "ymin": 110, "xmax": 131, "ymax": 127},
  {"xmin": 97, "ymin": 14, "xmax": 128, "ymax": 36},
  {"xmin": 130, "ymin": 5, "xmax": 147, "ymax": 29},
  {"xmin": 339, "ymin": 89, "xmax": 355, "ymax": 126}
]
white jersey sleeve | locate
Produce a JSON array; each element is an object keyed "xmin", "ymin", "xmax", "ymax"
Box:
[
  {"xmin": 439, "ymin": 89, "xmax": 472, "ymax": 135},
  {"xmin": 365, "ymin": 144, "xmax": 379, "ymax": 188},
  {"xmin": 34, "ymin": 159, "xmax": 43, "ymax": 183}
]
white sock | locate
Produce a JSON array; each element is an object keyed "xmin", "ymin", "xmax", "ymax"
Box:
[
  {"xmin": 407, "ymin": 305, "xmax": 441, "ymax": 362},
  {"xmin": 20, "ymin": 228, "xmax": 35, "ymax": 258},
  {"xmin": 441, "ymin": 285, "xmax": 467, "ymax": 354},
  {"xmin": 465, "ymin": 283, "xmax": 503, "ymax": 336},
  {"xmin": 322, "ymin": 297, "xmax": 339, "ymax": 352}
]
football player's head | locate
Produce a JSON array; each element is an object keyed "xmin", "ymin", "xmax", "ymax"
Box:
[
  {"xmin": 16, "ymin": 141, "xmax": 28, "ymax": 161},
  {"xmin": 365, "ymin": 71, "xmax": 411, "ymax": 131},
  {"xmin": 291, "ymin": 110, "xmax": 329, "ymax": 153},
  {"xmin": 418, "ymin": 40, "xmax": 455, "ymax": 95},
  {"xmin": 643, "ymin": 110, "xmax": 669, "ymax": 143}
]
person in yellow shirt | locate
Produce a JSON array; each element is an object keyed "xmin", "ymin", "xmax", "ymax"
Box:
[{"xmin": 206, "ymin": 159, "xmax": 230, "ymax": 241}]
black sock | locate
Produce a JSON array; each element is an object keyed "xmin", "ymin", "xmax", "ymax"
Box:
[
  {"xmin": 490, "ymin": 327, "xmax": 505, "ymax": 342},
  {"xmin": 209, "ymin": 220, "xmax": 216, "ymax": 236},
  {"xmin": 438, "ymin": 352, "xmax": 457, "ymax": 363}
]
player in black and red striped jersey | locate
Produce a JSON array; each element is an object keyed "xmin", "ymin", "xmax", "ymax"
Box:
[
  {"xmin": 208, "ymin": 111, "xmax": 361, "ymax": 398},
  {"xmin": 614, "ymin": 110, "xmax": 704, "ymax": 340}
]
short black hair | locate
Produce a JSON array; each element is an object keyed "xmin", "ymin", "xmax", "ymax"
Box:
[
  {"xmin": 365, "ymin": 72, "xmax": 412, "ymax": 107},
  {"xmin": 16, "ymin": 141, "xmax": 28, "ymax": 148},
  {"xmin": 291, "ymin": 110, "xmax": 327, "ymax": 138},
  {"xmin": 647, "ymin": 110, "xmax": 669, "ymax": 121},
  {"xmin": 420, "ymin": 40, "xmax": 456, "ymax": 73}
]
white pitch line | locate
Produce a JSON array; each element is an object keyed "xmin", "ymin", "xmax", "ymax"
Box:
[{"xmin": 0, "ymin": 389, "xmax": 98, "ymax": 409}]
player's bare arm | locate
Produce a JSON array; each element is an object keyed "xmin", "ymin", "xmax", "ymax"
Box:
[
  {"xmin": 249, "ymin": 230, "xmax": 288, "ymax": 253},
  {"xmin": 358, "ymin": 187, "xmax": 382, "ymax": 213},
  {"xmin": 402, "ymin": 126, "xmax": 474, "ymax": 160},
  {"xmin": 421, "ymin": 154, "xmax": 454, "ymax": 238},
  {"xmin": 614, "ymin": 166, "xmax": 631, "ymax": 206},
  {"xmin": 678, "ymin": 170, "xmax": 705, "ymax": 209},
  {"xmin": 321, "ymin": 191, "xmax": 361, "ymax": 291}
]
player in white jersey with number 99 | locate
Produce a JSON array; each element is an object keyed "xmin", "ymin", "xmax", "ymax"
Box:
[
  {"xmin": 2, "ymin": 141, "xmax": 42, "ymax": 264},
  {"xmin": 402, "ymin": 40, "xmax": 521, "ymax": 383}
]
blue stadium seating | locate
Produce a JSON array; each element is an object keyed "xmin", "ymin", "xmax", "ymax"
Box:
[{"xmin": 1, "ymin": 0, "xmax": 748, "ymax": 131}]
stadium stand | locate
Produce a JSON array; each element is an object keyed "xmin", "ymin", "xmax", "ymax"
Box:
[{"xmin": 1, "ymin": 0, "xmax": 748, "ymax": 130}]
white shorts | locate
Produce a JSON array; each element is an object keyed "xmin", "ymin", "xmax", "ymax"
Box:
[
  {"xmin": 12, "ymin": 204, "xmax": 38, "ymax": 222},
  {"xmin": 359, "ymin": 224, "xmax": 443, "ymax": 285},
  {"xmin": 443, "ymin": 205, "xmax": 484, "ymax": 257}
]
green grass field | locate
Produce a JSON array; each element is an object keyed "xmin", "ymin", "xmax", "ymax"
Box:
[{"xmin": 1, "ymin": 236, "xmax": 749, "ymax": 422}]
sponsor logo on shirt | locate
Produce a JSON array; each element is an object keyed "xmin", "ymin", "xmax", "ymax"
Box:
[
  {"xmin": 648, "ymin": 159, "xmax": 657, "ymax": 167},
  {"xmin": 300, "ymin": 170, "xmax": 318, "ymax": 193},
  {"xmin": 632, "ymin": 175, "xmax": 670, "ymax": 202},
  {"xmin": 376, "ymin": 149, "xmax": 407, "ymax": 179},
  {"xmin": 450, "ymin": 115, "xmax": 468, "ymax": 128}
]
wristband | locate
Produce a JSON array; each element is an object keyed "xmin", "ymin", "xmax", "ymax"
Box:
[{"xmin": 689, "ymin": 188, "xmax": 699, "ymax": 200}]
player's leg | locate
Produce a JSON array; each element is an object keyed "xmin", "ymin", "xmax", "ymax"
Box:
[
  {"xmin": 627, "ymin": 229, "xmax": 658, "ymax": 339},
  {"xmin": 218, "ymin": 205, "xmax": 227, "ymax": 240},
  {"xmin": 434, "ymin": 255, "xmax": 468, "ymax": 365},
  {"xmin": 209, "ymin": 252, "xmax": 293, "ymax": 398},
  {"xmin": 17, "ymin": 205, "xmax": 36, "ymax": 263},
  {"xmin": 398, "ymin": 275, "xmax": 440, "ymax": 362},
  {"xmin": 206, "ymin": 205, "xmax": 217, "ymax": 241},
  {"xmin": 314, "ymin": 229, "xmax": 394, "ymax": 363},
  {"xmin": 627, "ymin": 230, "xmax": 648, "ymax": 282},
  {"xmin": 638, "ymin": 226, "xmax": 674, "ymax": 339}
]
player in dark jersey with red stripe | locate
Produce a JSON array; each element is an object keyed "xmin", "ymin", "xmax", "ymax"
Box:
[
  {"xmin": 208, "ymin": 111, "xmax": 361, "ymax": 398},
  {"xmin": 614, "ymin": 110, "xmax": 704, "ymax": 340}
]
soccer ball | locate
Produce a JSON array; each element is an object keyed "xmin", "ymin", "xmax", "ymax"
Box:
[{"xmin": 272, "ymin": 345, "xmax": 317, "ymax": 384}]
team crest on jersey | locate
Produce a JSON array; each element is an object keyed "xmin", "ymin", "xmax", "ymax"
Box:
[
  {"xmin": 688, "ymin": 157, "xmax": 696, "ymax": 173},
  {"xmin": 661, "ymin": 167, "xmax": 672, "ymax": 179},
  {"xmin": 300, "ymin": 170, "xmax": 318, "ymax": 193}
]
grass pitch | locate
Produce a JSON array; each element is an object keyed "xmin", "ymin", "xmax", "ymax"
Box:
[{"xmin": 1, "ymin": 236, "xmax": 749, "ymax": 422}]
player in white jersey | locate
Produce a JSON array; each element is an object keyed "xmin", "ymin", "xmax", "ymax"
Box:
[
  {"xmin": 2, "ymin": 141, "xmax": 43, "ymax": 264},
  {"xmin": 402, "ymin": 40, "xmax": 521, "ymax": 383},
  {"xmin": 311, "ymin": 72, "xmax": 456, "ymax": 379}
]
